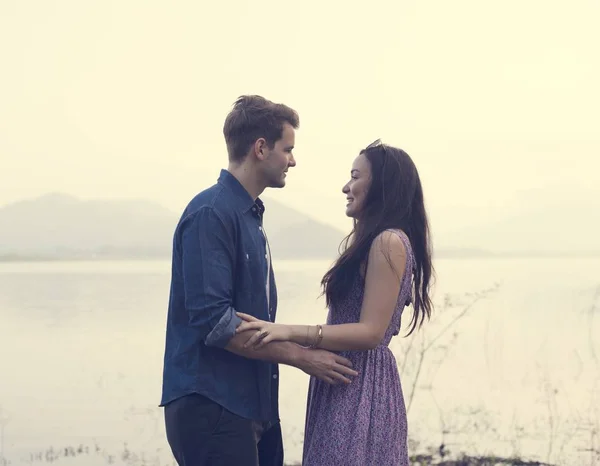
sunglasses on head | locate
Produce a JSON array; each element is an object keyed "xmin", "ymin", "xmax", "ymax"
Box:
[{"xmin": 365, "ymin": 139, "xmax": 387, "ymax": 156}]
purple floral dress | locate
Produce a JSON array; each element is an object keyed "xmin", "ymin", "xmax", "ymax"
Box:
[{"xmin": 302, "ymin": 230, "xmax": 414, "ymax": 466}]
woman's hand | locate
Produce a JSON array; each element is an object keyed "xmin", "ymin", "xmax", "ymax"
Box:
[{"xmin": 235, "ymin": 312, "xmax": 293, "ymax": 349}]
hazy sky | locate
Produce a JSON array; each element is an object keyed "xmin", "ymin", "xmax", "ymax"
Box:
[{"xmin": 1, "ymin": 0, "xmax": 599, "ymax": 244}]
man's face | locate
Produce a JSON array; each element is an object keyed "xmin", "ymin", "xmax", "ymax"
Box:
[{"xmin": 259, "ymin": 123, "xmax": 297, "ymax": 189}]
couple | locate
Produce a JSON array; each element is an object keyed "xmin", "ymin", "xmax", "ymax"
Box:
[{"xmin": 160, "ymin": 95, "xmax": 433, "ymax": 466}]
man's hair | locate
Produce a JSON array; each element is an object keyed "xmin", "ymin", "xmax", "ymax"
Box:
[{"xmin": 223, "ymin": 95, "xmax": 299, "ymax": 163}]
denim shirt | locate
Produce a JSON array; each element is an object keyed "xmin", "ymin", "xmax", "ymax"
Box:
[{"xmin": 160, "ymin": 169, "xmax": 279, "ymax": 422}]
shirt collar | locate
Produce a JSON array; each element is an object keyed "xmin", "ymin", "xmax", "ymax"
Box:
[{"xmin": 217, "ymin": 169, "xmax": 265, "ymax": 214}]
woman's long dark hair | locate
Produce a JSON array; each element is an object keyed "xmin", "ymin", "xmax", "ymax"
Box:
[{"xmin": 321, "ymin": 140, "xmax": 434, "ymax": 335}]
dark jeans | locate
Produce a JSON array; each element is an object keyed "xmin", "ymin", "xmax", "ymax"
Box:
[{"xmin": 164, "ymin": 394, "xmax": 284, "ymax": 466}]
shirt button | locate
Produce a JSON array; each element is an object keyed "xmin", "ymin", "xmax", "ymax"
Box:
[
  {"xmin": 259, "ymin": 226, "xmax": 263, "ymax": 231},
  {"xmin": 265, "ymin": 253, "xmax": 268, "ymax": 258},
  {"xmin": 272, "ymin": 374, "xmax": 278, "ymax": 379}
]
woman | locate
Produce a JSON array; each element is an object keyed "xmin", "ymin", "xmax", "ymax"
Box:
[{"xmin": 236, "ymin": 139, "xmax": 434, "ymax": 465}]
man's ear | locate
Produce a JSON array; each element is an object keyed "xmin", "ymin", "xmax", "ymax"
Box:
[{"xmin": 253, "ymin": 138, "xmax": 268, "ymax": 161}]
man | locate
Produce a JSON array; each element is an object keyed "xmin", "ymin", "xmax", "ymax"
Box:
[{"xmin": 160, "ymin": 95, "xmax": 357, "ymax": 466}]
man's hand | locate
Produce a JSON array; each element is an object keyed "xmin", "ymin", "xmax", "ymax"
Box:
[{"xmin": 295, "ymin": 348, "xmax": 358, "ymax": 385}]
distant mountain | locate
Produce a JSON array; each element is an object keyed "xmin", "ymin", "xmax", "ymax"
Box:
[
  {"xmin": 0, "ymin": 193, "xmax": 346, "ymax": 260},
  {"xmin": 439, "ymin": 191, "xmax": 600, "ymax": 255},
  {"xmin": 3, "ymin": 189, "xmax": 596, "ymax": 262},
  {"xmin": 261, "ymin": 197, "xmax": 346, "ymax": 260},
  {"xmin": 0, "ymin": 193, "xmax": 179, "ymax": 258}
]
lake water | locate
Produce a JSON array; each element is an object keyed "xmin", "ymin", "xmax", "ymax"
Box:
[{"xmin": 0, "ymin": 257, "xmax": 599, "ymax": 466}]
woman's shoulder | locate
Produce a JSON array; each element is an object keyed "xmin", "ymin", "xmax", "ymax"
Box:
[
  {"xmin": 369, "ymin": 229, "xmax": 408, "ymax": 260},
  {"xmin": 375, "ymin": 229, "xmax": 414, "ymax": 269},
  {"xmin": 379, "ymin": 229, "xmax": 411, "ymax": 249}
]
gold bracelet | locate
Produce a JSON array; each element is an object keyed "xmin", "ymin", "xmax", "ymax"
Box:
[
  {"xmin": 316, "ymin": 324, "xmax": 323, "ymax": 347},
  {"xmin": 310, "ymin": 324, "xmax": 323, "ymax": 349}
]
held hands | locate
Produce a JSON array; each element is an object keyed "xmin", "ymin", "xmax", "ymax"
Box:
[
  {"xmin": 235, "ymin": 312, "xmax": 292, "ymax": 349},
  {"xmin": 235, "ymin": 312, "xmax": 359, "ymax": 385}
]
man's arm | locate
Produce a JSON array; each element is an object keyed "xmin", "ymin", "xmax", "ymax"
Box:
[
  {"xmin": 181, "ymin": 207, "xmax": 356, "ymax": 383},
  {"xmin": 226, "ymin": 332, "xmax": 302, "ymax": 365},
  {"xmin": 180, "ymin": 206, "xmax": 242, "ymax": 346},
  {"xmin": 227, "ymin": 333, "xmax": 357, "ymax": 385}
]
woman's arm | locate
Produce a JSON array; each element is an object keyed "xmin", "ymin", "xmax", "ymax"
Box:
[{"xmin": 237, "ymin": 231, "xmax": 407, "ymax": 351}]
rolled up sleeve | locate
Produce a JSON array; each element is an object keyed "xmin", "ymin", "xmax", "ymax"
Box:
[{"xmin": 181, "ymin": 207, "xmax": 242, "ymax": 348}]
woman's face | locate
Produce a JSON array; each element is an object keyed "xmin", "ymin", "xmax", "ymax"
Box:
[{"xmin": 342, "ymin": 154, "xmax": 372, "ymax": 219}]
